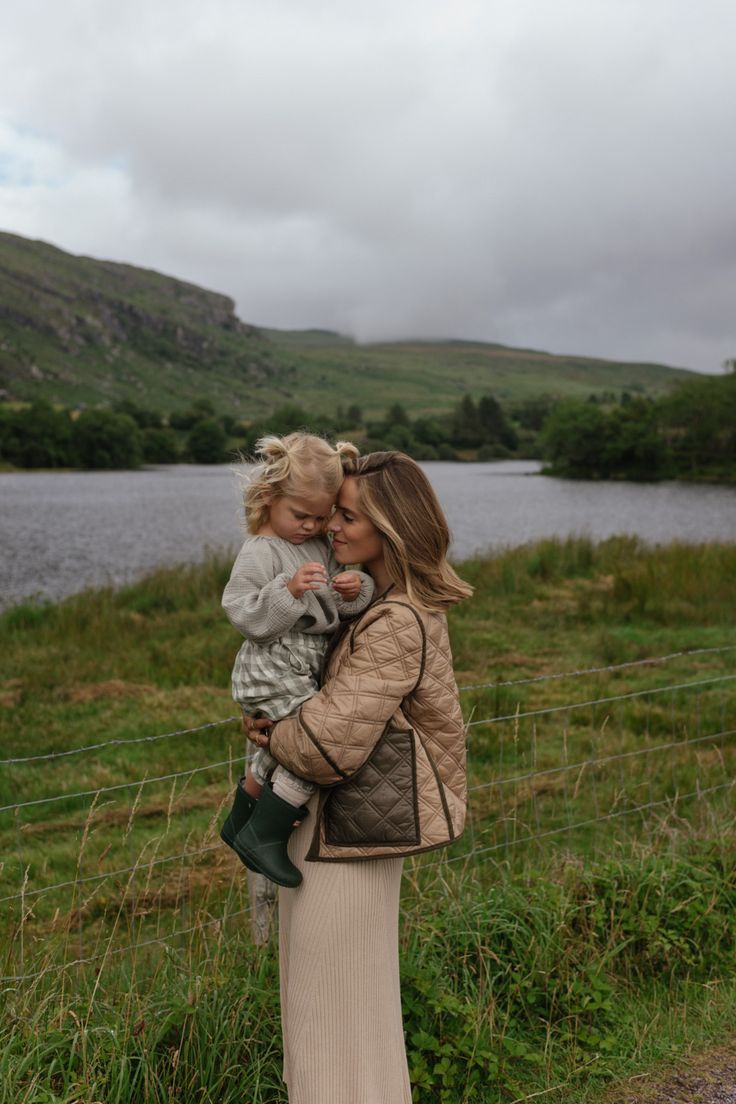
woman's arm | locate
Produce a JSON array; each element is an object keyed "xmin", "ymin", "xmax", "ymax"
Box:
[
  {"xmin": 222, "ymin": 541, "xmax": 308, "ymax": 644},
  {"xmin": 268, "ymin": 603, "xmax": 424, "ymax": 785}
]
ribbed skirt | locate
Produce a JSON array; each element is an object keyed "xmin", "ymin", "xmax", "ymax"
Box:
[{"xmin": 278, "ymin": 796, "xmax": 412, "ymax": 1104}]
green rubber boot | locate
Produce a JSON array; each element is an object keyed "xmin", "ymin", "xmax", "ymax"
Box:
[
  {"xmin": 231, "ymin": 783, "xmax": 308, "ymax": 888},
  {"xmin": 220, "ymin": 778, "xmax": 258, "ymax": 852}
]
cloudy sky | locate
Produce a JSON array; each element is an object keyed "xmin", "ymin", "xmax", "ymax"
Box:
[{"xmin": 1, "ymin": 0, "xmax": 734, "ymax": 372}]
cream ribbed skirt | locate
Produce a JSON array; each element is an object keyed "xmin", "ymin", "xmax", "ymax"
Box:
[{"xmin": 278, "ymin": 795, "xmax": 412, "ymax": 1104}]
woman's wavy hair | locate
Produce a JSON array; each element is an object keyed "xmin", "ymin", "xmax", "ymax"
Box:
[
  {"xmin": 244, "ymin": 432, "xmax": 359, "ymax": 534},
  {"xmin": 341, "ymin": 451, "xmax": 473, "ymax": 612}
]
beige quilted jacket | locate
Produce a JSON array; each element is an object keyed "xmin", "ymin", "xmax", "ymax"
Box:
[{"xmin": 268, "ymin": 587, "xmax": 466, "ymax": 862}]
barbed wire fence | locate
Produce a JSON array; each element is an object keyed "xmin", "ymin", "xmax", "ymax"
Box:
[{"xmin": 1, "ymin": 644, "xmax": 735, "ymax": 985}]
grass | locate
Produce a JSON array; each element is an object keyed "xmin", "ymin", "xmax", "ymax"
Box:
[
  {"xmin": 1, "ymin": 537, "xmax": 735, "ymax": 1102},
  {"xmin": 262, "ymin": 330, "xmax": 693, "ymax": 418}
]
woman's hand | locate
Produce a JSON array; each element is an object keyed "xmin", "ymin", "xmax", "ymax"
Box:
[{"xmin": 242, "ymin": 714, "xmax": 272, "ymax": 748}]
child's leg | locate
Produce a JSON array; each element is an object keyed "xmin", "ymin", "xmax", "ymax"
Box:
[
  {"xmin": 270, "ymin": 765, "xmax": 317, "ymax": 808},
  {"xmin": 248, "ymin": 747, "xmax": 279, "ymax": 798},
  {"xmin": 243, "ymin": 767, "xmax": 262, "ymax": 799}
]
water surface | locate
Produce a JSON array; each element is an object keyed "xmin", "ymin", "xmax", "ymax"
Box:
[{"xmin": 1, "ymin": 462, "xmax": 734, "ymax": 607}]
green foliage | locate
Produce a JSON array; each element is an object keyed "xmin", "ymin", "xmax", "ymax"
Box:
[
  {"xmin": 542, "ymin": 373, "xmax": 736, "ymax": 482},
  {"xmin": 169, "ymin": 398, "xmax": 217, "ymax": 430},
  {"xmin": 112, "ymin": 399, "xmax": 164, "ymax": 429},
  {"xmin": 0, "ymin": 401, "xmax": 74, "ymax": 467},
  {"xmin": 542, "ymin": 401, "xmax": 611, "ymax": 478},
  {"xmin": 142, "ymin": 426, "xmax": 180, "ymax": 463},
  {"xmin": 72, "ymin": 409, "xmax": 143, "ymax": 470},
  {"xmin": 186, "ymin": 418, "xmax": 227, "ymax": 463}
]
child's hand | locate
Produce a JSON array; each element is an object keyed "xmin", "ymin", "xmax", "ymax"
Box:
[
  {"xmin": 331, "ymin": 572, "xmax": 362, "ymax": 601},
  {"xmin": 287, "ymin": 562, "xmax": 328, "ymax": 599}
]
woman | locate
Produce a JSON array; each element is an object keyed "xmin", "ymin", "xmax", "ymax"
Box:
[{"xmin": 245, "ymin": 451, "xmax": 472, "ymax": 1104}]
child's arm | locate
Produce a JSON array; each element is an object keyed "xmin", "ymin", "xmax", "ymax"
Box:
[
  {"xmin": 328, "ymin": 556, "xmax": 375, "ymax": 619},
  {"xmin": 222, "ymin": 541, "xmax": 319, "ymax": 644}
]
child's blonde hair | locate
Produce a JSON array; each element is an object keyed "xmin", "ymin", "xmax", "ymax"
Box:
[{"xmin": 245, "ymin": 432, "xmax": 359, "ymax": 534}]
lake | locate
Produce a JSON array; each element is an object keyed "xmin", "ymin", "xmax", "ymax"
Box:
[{"xmin": 1, "ymin": 461, "xmax": 735, "ymax": 608}]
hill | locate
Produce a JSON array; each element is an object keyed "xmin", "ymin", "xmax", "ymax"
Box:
[
  {"xmin": 0, "ymin": 231, "xmax": 279, "ymax": 413},
  {"xmin": 0, "ymin": 230, "xmax": 697, "ymax": 417},
  {"xmin": 263, "ymin": 329, "xmax": 696, "ymax": 416}
]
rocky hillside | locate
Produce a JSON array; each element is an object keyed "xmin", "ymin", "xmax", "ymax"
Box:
[{"xmin": 0, "ymin": 231, "xmax": 281, "ymax": 412}]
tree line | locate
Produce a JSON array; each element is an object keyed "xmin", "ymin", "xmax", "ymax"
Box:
[
  {"xmin": 542, "ymin": 370, "xmax": 736, "ymax": 481},
  {"xmin": 2, "ymin": 369, "xmax": 735, "ymax": 481},
  {"xmin": 0, "ymin": 392, "xmax": 528, "ymax": 470}
]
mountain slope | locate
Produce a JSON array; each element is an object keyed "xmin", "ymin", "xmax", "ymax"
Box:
[
  {"xmin": 0, "ymin": 231, "xmax": 280, "ymax": 412},
  {"xmin": 0, "ymin": 231, "xmax": 697, "ymax": 417},
  {"xmin": 264, "ymin": 330, "xmax": 696, "ymax": 416}
]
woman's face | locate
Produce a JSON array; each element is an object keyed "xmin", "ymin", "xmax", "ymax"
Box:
[{"xmin": 328, "ymin": 476, "xmax": 384, "ymax": 569}]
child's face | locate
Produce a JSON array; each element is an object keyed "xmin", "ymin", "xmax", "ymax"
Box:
[{"xmin": 263, "ymin": 492, "xmax": 335, "ymax": 544}]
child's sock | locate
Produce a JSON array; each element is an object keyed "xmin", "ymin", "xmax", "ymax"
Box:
[{"xmin": 271, "ymin": 766, "xmax": 314, "ymax": 809}]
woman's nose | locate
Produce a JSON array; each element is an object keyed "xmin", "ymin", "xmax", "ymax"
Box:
[{"xmin": 327, "ymin": 516, "xmax": 340, "ymax": 534}]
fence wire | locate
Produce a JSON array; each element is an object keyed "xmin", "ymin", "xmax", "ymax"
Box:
[
  {"xmin": 2, "ymin": 644, "xmax": 733, "ymax": 768},
  {"xmin": 2, "ymin": 647, "xmax": 735, "ymax": 985}
]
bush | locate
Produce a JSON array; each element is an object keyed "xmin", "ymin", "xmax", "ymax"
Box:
[
  {"xmin": 72, "ymin": 409, "xmax": 142, "ymax": 470},
  {"xmin": 0, "ymin": 401, "xmax": 75, "ymax": 468},
  {"xmin": 186, "ymin": 418, "xmax": 227, "ymax": 463},
  {"xmin": 142, "ymin": 427, "xmax": 180, "ymax": 464}
]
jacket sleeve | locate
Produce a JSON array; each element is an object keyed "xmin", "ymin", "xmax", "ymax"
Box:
[
  {"xmin": 221, "ymin": 541, "xmax": 307, "ymax": 644},
  {"xmin": 268, "ymin": 604, "xmax": 424, "ymax": 785}
]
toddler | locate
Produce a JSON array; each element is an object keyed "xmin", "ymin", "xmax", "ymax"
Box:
[{"xmin": 219, "ymin": 432, "xmax": 374, "ymax": 887}]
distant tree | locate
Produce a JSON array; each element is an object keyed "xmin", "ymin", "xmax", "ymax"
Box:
[
  {"xmin": 450, "ymin": 395, "xmax": 484, "ymax": 448},
  {"xmin": 385, "ymin": 403, "xmax": 410, "ymax": 428},
  {"xmin": 660, "ymin": 372, "xmax": 736, "ymax": 475},
  {"xmin": 72, "ymin": 410, "xmax": 142, "ymax": 469},
  {"xmin": 113, "ymin": 399, "xmax": 162, "ymax": 429},
  {"xmin": 187, "ymin": 419, "xmax": 227, "ymax": 463},
  {"xmin": 346, "ymin": 403, "xmax": 363, "ymax": 426},
  {"xmin": 477, "ymin": 394, "xmax": 518, "ymax": 450},
  {"xmin": 384, "ymin": 424, "xmax": 415, "ymax": 451},
  {"xmin": 509, "ymin": 396, "xmax": 555, "ymax": 432},
  {"xmin": 412, "ymin": 416, "xmax": 448, "ymax": 448},
  {"xmin": 541, "ymin": 401, "xmax": 610, "ymax": 478},
  {"xmin": 437, "ymin": 443, "xmax": 458, "ymax": 461},
  {"xmin": 170, "ymin": 399, "xmax": 217, "ymax": 431},
  {"xmin": 142, "ymin": 427, "xmax": 180, "ymax": 464},
  {"xmin": 0, "ymin": 401, "xmax": 74, "ymax": 468},
  {"xmin": 603, "ymin": 400, "xmax": 669, "ymax": 480},
  {"xmin": 266, "ymin": 405, "xmax": 312, "ymax": 436}
]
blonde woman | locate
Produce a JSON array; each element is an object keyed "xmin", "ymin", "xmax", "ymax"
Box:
[{"xmin": 245, "ymin": 451, "xmax": 472, "ymax": 1104}]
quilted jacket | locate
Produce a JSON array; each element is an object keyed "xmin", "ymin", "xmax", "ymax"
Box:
[{"xmin": 267, "ymin": 587, "xmax": 467, "ymax": 861}]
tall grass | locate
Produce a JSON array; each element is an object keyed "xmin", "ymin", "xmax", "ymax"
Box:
[{"xmin": 1, "ymin": 537, "xmax": 735, "ymax": 1102}]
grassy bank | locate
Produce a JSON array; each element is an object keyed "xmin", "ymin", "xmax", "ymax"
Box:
[{"xmin": 1, "ymin": 538, "xmax": 735, "ymax": 1102}]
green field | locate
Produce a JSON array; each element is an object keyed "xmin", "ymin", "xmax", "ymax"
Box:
[
  {"xmin": 262, "ymin": 329, "xmax": 694, "ymax": 419},
  {"xmin": 0, "ymin": 231, "xmax": 696, "ymax": 419},
  {"xmin": 1, "ymin": 538, "xmax": 735, "ymax": 1103}
]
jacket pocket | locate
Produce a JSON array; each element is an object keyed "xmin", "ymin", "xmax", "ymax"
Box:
[{"xmin": 324, "ymin": 728, "xmax": 420, "ymax": 847}]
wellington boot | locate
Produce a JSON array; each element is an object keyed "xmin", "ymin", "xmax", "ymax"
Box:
[
  {"xmin": 220, "ymin": 778, "xmax": 258, "ymax": 853},
  {"xmin": 231, "ymin": 783, "xmax": 308, "ymax": 888}
]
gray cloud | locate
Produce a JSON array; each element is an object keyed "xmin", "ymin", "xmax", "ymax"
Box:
[{"xmin": 1, "ymin": 0, "xmax": 735, "ymax": 370}]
